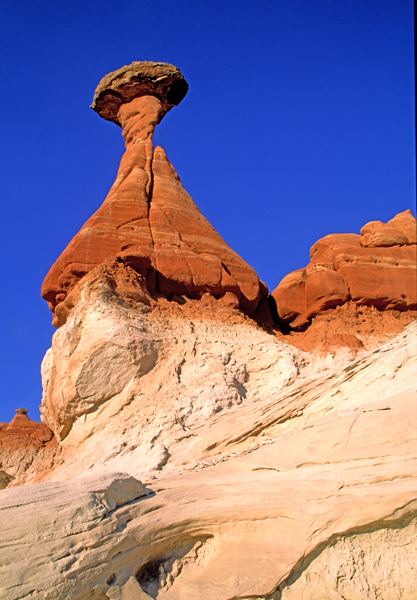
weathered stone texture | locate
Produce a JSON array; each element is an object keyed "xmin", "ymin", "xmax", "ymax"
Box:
[{"xmin": 272, "ymin": 210, "xmax": 416, "ymax": 329}]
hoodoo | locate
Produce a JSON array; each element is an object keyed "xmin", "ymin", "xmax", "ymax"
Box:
[{"xmin": 41, "ymin": 61, "xmax": 264, "ymax": 327}]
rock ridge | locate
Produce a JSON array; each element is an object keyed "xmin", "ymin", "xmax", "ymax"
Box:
[{"xmin": 272, "ymin": 209, "xmax": 416, "ymax": 330}]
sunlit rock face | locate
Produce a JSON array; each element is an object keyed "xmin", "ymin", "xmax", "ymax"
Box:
[
  {"xmin": 2, "ymin": 319, "xmax": 416, "ymax": 598},
  {"xmin": 39, "ymin": 264, "xmax": 303, "ymax": 449},
  {"xmin": 2, "ymin": 63, "xmax": 416, "ymax": 600},
  {"xmin": 271, "ymin": 209, "xmax": 417, "ymax": 330},
  {"xmin": 0, "ymin": 409, "xmax": 56, "ymax": 487},
  {"xmin": 41, "ymin": 61, "xmax": 264, "ymax": 328}
]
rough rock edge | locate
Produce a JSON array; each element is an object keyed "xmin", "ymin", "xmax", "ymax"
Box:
[{"xmin": 91, "ymin": 61, "xmax": 188, "ymax": 125}]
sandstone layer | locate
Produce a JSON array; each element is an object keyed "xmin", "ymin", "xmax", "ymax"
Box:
[
  {"xmin": 91, "ymin": 61, "xmax": 189, "ymax": 126},
  {"xmin": 2, "ymin": 62, "xmax": 416, "ymax": 600},
  {"xmin": 1, "ymin": 311, "xmax": 415, "ymax": 598},
  {"xmin": 41, "ymin": 62, "xmax": 264, "ymax": 328},
  {"xmin": 271, "ymin": 209, "xmax": 417, "ymax": 330}
]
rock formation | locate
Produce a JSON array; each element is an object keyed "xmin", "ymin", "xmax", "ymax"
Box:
[
  {"xmin": 1, "ymin": 62, "xmax": 416, "ymax": 599},
  {"xmin": 1, "ymin": 408, "xmax": 52, "ymax": 440},
  {"xmin": 41, "ymin": 62, "xmax": 264, "ymax": 328},
  {"xmin": 1, "ymin": 321, "xmax": 416, "ymax": 598},
  {"xmin": 271, "ymin": 209, "xmax": 416, "ymax": 330},
  {"xmin": 0, "ymin": 409, "xmax": 56, "ymax": 487}
]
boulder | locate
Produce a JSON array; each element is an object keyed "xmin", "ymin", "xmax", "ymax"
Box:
[
  {"xmin": 304, "ymin": 268, "xmax": 350, "ymax": 317},
  {"xmin": 90, "ymin": 61, "xmax": 188, "ymax": 125},
  {"xmin": 272, "ymin": 268, "xmax": 307, "ymax": 323},
  {"xmin": 360, "ymin": 220, "xmax": 409, "ymax": 247},
  {"xmin": 388, "ymin": 209, "xmax": 417, "ymax": 244}
]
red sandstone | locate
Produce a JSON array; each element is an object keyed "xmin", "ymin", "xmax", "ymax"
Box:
[
  {"xmin": 42, "ymin": 62, "xmax": 264, "ymax": 326},
  {"xmin": 271, "ymin": 210, "xmax": 416, "ymax": 331}
]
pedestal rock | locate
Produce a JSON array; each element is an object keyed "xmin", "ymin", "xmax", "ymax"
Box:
[{"xmin": 41, "ymin": 62, "xmax": 264, "ymax": 328}]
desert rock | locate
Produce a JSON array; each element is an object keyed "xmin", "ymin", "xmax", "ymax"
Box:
[
  {"xmin": 360, "ymin": 209, "xmax": 417, "ymax": 247},
  {"xmin": 91, "ymin": 61, "xmax": 189, "ymax": 125},
  {"xmin": 2, "ymin": 63, "xmax": 416, "ymax": 600},
  {"xmin": 1, "ymin": 321, "xmax": 416, "ymax": 598},
  {"xmin": 38, "ymin": 267, "xmax": 303, "ymax": 448},
  {"xmin": 0, "ymin": 409, "xmax": 56, "ymax": 485},
  {"xmin": 1, "ymin": 408, "xmax": 53, "ymax": 441},
  {"xmin": 272, "ymin": 211, "xmax": 417, "ymax": 329},
  {"xmin": 388, "ymin": 208, "xmax": 417, "ymax": 244},
  {"xmin": 41, "ymin": 62, "xmax": 263, "ymax": 327}
]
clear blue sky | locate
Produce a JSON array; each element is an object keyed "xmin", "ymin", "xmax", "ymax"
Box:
[{"xmin": 0, "ymin": 0, "xmax": 414, "ymax": 424}]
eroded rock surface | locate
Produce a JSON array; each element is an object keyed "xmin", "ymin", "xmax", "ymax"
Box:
[
  {"xmin": 1, "ymin": 323, "xmax": 416, "ymax": 599},
  {"xmin": 272, "ymin": 209, "xmax": 416, "ymax": 330},
  {"xmin": 38, "ymin": 267, "xmax": 304, "ymax": 453},
  {"xmin": 41, "ymin": 62, "xmax": 264, "ymax": 327},
  {"xmin": 3, "ymin": 63, "xmax": 416, "ymax": 600},
  {"xmin": 0, "ymin": 409, "xmax": 56, "ymax": 485}
]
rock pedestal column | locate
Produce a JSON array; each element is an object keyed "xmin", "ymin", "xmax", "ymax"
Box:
[{"xmin": 41, "ymin": 62, "xmax": 263, "ymax": 327}]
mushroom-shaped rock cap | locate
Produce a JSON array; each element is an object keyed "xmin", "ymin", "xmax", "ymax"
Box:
[{"xmin": 91, "ymin": 61, "xmax": 188, "ymax": 126}]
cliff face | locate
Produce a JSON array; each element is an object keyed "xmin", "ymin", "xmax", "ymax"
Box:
[
  {"xmin": 2, "ymin": 311, "xmax": 416, "ymax": 598},
  {"xmin": 0, "ymin": 62, "xmax": 416, "ymax": 599}
]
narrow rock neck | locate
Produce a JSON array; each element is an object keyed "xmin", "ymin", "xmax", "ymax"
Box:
[
  {"xmin": 117, "ymin": 96, "xmax": 165, "ymax": 199},
  {"xmin": 117, "ymin": 96, "xmax": 165, "ymax": 149}
]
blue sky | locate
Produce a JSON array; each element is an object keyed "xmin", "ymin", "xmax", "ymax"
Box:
[{"xmin": 0, "ymin": 0, "xmax": 414, "ymax": 424}]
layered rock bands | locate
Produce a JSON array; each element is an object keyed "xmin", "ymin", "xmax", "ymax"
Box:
[
  {"xmin": 272, "ymin": 209, "xmax": 416, "ymax": 330},
  {"xmin": 0, "ymin": 409, "xmax": 56, "ymax": 489},
  {"xmin": 41, "ymin": 62, "xmax": 264, "ymax": 328},
  {"xmin": 1, "ymin": 61, "xmax": 416, "ymax": 600}
]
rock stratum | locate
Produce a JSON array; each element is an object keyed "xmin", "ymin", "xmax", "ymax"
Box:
[
  {"xmin": 0, "ymin": 409, "xmax": 56, "ymax": 490},
  {"xmin": 1, "ymin": 61, "xmax": 416, "ymax": 600},
  {"xmin": 271, "ymin": 209, "xmax": 416, "ymax": 330},
  {"xmin": 1, "ymin": 311, "xmax": 416, "ymax": 599}
]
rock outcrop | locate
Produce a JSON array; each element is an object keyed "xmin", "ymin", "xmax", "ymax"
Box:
[
  {"xmin": 0, "ymin": 409, "xmax": 56, "ymax": 486},
  {"xmin": 272, "ymin": 209, "xmax": 416, "ymax": 330},
  {"xmin": 1, "ymin": 63, "xmax": 416, "ymax": 600},
  {"xmin": 39, "ymin": 266, "xmax": 304, "ymax": 449},
  {"xmin": 1, "ymin": 321, "xmax": 416, "ymax": 598},
  {"xmin": 1, "ymin": 409, "xmax": 53, "ymax": 441},
  {"xmin": 41, "ymin": 62, "xmax": 264, "ymax": 328}
]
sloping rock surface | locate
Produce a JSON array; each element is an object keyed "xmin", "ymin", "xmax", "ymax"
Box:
[
  {"xmin": 272, "ymin": 210, "xmax": 416, "ymax": 329},
  {"xmin": 0, "ymin": 323, "xmax": 416, "ymax": 599},
  {"xmin": 38, "ymin": 268, "xmax": 304, "ymax": 448},
  {"xmin": 5, "ymin": 63, "xmax": 416, "ymax": 600}
]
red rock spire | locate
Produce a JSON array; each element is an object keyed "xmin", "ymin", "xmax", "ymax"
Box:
[{"xmin": 42, "ymin": 62, "xmax": 264, "ymax": 327}]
